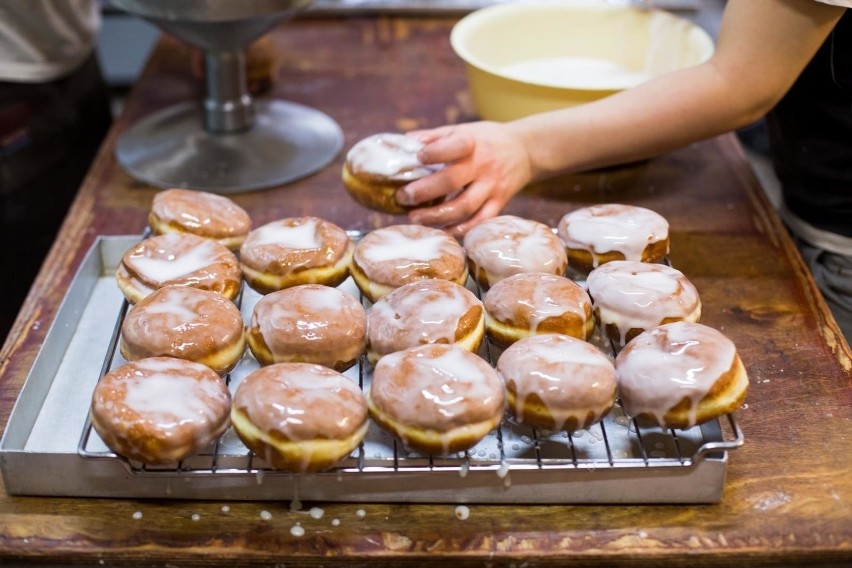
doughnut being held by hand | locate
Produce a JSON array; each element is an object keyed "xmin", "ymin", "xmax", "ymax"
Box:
[
  {"xmin": 116, "ymin": 233, "xmax": 242, "ymax": 304},
  {"xmin": 90, "ymin": 357, "xmax": 231, "ymax": 465},
  {"xmin": 149, "ymin": 188, "xmax": 251, "ymax": 251},
  {"xmin": 231, "ymin": 363, "xmax": 369, "ymax": 472},
  {"xmin": 342, "ymin": 132, "xmax": 442, "ymax": 214}
]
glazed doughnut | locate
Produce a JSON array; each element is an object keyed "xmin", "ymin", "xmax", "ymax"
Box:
[
  {"xmin": 556, "ymin": 204, "xmax": 670, "ymax": 273},
  {"xmin": 120, "ymin": 286, "xmax": 246, "ymax": 376},
  {"xmin": 586, "ymin": 260, "xmax": 701, "ymax": 347},
  {"xmin": 149, "ymin": 188, "xmax": 251, "ymax": 251},
  {"xmin": 615, "ymin": 321, "xmax": 749, "ymax": 429},
  {"xmin": 231, "ymin": 363, "xmax": 368, "ymax": 472},
  {"xmin": 463, "ymin": 215, "xmax": 568, "ymax": 290},
  {"xmin": 366, "ymin": 279, "xmax": 484, "ymax": 365},
  {"xmin": 496, "ymin": 334, "xmax": 617, "ymax": 431},
  {"xmin": 90, "ymin": 357, "xmax": 231, "ymax": 464},
  {"xmin": 247, "ymin": 284, "xmax": 366, "ymax": 372},
  {"xmin": 116, "ymin": 233, "xmax": 242, "ymax": 304},
  {"xmin": 483, "ymin": 272, "xmax": 594, "ymax": 348},
  {"xmin": 367, "ymin": 344, "xmax": 505, "ymax": 455},
  {"xmin": 239, "ymin": 217, "xmax": 352, "ymax": 294},
  {"xmin": 342, "ymin": 132, "xmax": 441, "ymax": 214},
  {"xmin": 351, "ymin": 224, "xmax": 468, "ymax": 303}
]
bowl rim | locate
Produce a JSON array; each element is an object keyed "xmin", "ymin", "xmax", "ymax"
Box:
[{"xmin": 450, "ymin": 0, "xmax": 715, "ymax": 91}]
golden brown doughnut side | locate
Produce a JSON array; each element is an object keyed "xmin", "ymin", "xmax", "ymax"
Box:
[
  {"xmin": 504, "ymin": 388, "xmax": 597, "ymax": 432},
  {"xmin": 239, "ymin": 218, "xmax": 352, "ymax": 294},
  {"xmin": 89, "ymin": 358, "xmax": 232, "ymax": 464},
  {"xmin": 119, "ymin": 286, "xmax": 246, "ymax": 376},
  {"xmin": 230, "ymin": 363, "xmax": 369, "ymax": 472},
  {"xmin": 148, "ymin": 188, "xmax": 252, "ymax": 251},
  {"xmin": 366, "ymin": 392, "xmax": 503, "ymax": 456},
  {"xmin": 566, "ymin": 238, "xmax": 670, "ymax": 274},
  {"xmin": 342, "ymin": 162, "xmax": 410, "ymax": 215},
  {"xmin": 642, "ymin": 355, "xmax": 749, "ymax": 429}
]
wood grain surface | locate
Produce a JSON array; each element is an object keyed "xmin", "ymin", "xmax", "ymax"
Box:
[{"xmin": 0, "ymin": 13, "xmax": 850, "ymax": 568}]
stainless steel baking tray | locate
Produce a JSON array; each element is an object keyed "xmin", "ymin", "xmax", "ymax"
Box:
[{"xmin": 0, "ymin": 235, "xmax": 742, "ymax": 503}]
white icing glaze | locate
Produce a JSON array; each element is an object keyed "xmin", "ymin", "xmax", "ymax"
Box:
[
  {"xmin": 587, "ymin": 260, "xmax": 701, "ymax": 345},
  {"xmin": 368, "ymin": 280, "xmax": 481, "ymax": 356},
  {"xmin": 346, "ymin": 133, "xmax": 437, "ymax": 181},
  {"xmin": 94, "ymin": 358, "xmax": 231, "ymax": 446},
  {"xmin": 463, "ymin": 215, "xmax": 567, "ymax": 286},
  {"xmin": 251, "ymin": 285, "xmax": 366, "ymax": 365},
  {"xmin": 484, "ymin": 273, "xmax": 590, "ymax": 334},
  {"xmin": 353, "ymin": 225, "xmax": 466, "ymax": 289},
  {"xmin": 496, "ymin": 334, "xmax": 616, "ymax": 430},
  {"xmin": 234, "ymin": 363, "xmax": 366, "ymax": 441},
  {"xmin": 153, "ymin": 189, "xmax": 250, "ymax": 236},
  {"xmin": 371, "ymin": 344, "xmax": 504, "ymax": 432},
  {"xmin": 615, "ymin": 321, "xmax": 737, "ymax": 428},
  {"xmin": 249, "ymin": 218, "xmax": 322, "ymax": 249},
  {"xmin": 127, "ymin": 234, "xmax": 224, "ymax": 285},
  {"xmin": 557, "ymin": 204, "xmax": 669, "ymax": 266},
  {"xmin": 360, "ymin": 231, "xmax": 447, "ymax": 264}
]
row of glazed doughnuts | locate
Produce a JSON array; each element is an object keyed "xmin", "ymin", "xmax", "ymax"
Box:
[{"xmin": 91, "ymin": 133, "xmax": 748, "ymax": 473}]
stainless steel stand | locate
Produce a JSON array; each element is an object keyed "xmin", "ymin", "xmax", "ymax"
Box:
[{"xmin": 112, "ymin": 0, "xmax": 343, "ymax": 194}]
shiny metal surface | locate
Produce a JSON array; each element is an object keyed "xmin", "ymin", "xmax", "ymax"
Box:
[
  {"xmin": 0, "ymin": 236, "xmax": 742, "ymax": 503},
  {"xmin": 111, "ymin": 0, "xmax": 344, "ymax": 192},
  {"xmin": 116, "ymin": 100, "xmax": 343, "ymax": 193}
]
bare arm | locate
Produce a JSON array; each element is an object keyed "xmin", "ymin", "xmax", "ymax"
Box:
[{"xmin": 403, "ymin": 0, "xmax": 845, "ymax": 235}]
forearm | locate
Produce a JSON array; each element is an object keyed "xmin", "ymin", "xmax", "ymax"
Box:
[
  {"xmin": 511, "ymin": 0, "xmax": 845, "ymax": 179},
  {"xmin": 510, "ymin": 62, "xmax": 750, "ymax": 177}
]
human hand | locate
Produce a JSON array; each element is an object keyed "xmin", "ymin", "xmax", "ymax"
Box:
[{"xmin": 398, "ymin": 121, "xmax": 533, "ymax": 236}]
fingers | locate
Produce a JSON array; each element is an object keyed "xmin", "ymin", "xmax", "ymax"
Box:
[
  {"xmin": 408, "ymin": 179, "xmax": 496, "ymax": 230},
  {"xmin": 397, "ymin": 162, "xmax": 473, "ymax": 206},
  {"xmin": 417, "ymin": 131, "xmax": 475, "ymax": 165},
  {"xmin": 444, "ymin": 199, "xmax": 506, "ymax": 237}
]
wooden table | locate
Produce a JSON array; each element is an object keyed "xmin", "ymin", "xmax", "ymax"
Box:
[{"xmin": 1, "ymin": 12, "xmax": 850, "ymax": 568}]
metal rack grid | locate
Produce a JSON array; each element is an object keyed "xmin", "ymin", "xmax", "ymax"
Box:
[{"xmin": 76, "ymin": 260, "xmax": 744, "ymax": 485}]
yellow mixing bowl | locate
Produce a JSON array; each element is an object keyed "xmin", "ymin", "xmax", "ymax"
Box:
[{"xmin": 451, "ymin": 0, "xmax": 715, "ymax": 121}]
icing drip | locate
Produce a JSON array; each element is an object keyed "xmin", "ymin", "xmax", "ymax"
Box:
[
  {"xmin": 557, "ymin": 204, "xmax": 669, "ymax": 265},
  {"xmin": 463, "ymin": 215, "xmax": 567, "ymax": 286},
  {"xmin": 368, "ymin": 279, "xmax": 482, "ymax": 355},
  {"xmin": 371, "ymin": 344, "xmax": 504, "ymax": 432},
  {"xmin": 496, "ymin": 334, "xmax": 616, "ymax": 431},
  {"xmin": 234, "ymin": 363, "xmax": 367, "ymax": 441},
  {"xmin": 587, "ymin": 260, "xmax": 701, "ymax": 345},
  {"xmin": 252, "ymin": 285, "xmax": 366, "ymax": 360},
  {"xmin": 615, "ymin": 321, "xmax": 737, "ymax": 428},
  {"xmin": 484, "ymin": 272, "xmax": 591, "ymax": 333}
]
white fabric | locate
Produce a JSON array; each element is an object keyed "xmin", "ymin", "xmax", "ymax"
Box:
[
  {"xmin": 781, "ymin": 206, "xmax": 852, "ymax": 256},
  {"xmin": 0, "ymin": 0, "xmax": 100, "ymax": 83},
  {"xmin": 814, "ymin": 0, "xmax": 852, "ymax": 7}
]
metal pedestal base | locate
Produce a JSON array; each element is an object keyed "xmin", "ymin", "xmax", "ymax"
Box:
[{"xmin": 116, "ymin": 99, "xmax": 343, "ymax": 193}]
